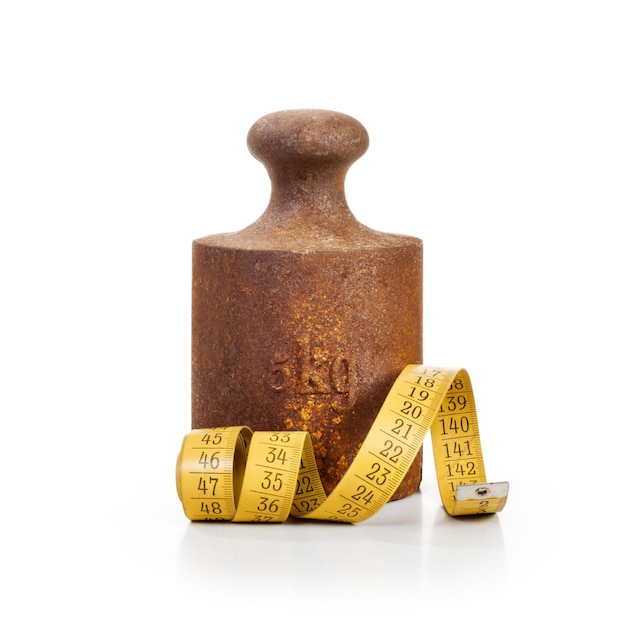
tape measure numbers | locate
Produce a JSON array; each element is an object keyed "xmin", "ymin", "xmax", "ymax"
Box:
[{"xmin": 176, "ymin": 364, "xmax": 509, "ymax": 522}]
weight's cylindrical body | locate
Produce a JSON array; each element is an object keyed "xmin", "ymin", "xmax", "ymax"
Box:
[{"xmin": 192, "ymin": 110, "xmax": 423, "ymax": 499}]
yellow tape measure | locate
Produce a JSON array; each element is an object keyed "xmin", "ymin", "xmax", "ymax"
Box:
[{"xmin": 176, "ymin": 364, "xmax": 509, "ymax": 522}]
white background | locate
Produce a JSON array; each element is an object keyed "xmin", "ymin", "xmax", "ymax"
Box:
[{"xmin": 1, "ymin": 1, "xmax": 624, "ymax": 623}]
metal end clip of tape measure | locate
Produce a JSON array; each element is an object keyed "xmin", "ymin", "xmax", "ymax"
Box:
[{"xmin": 176, "ymin": 365, "xmax": 509, "ymax": 523}]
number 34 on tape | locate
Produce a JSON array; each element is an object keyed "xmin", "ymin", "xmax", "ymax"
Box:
[{"xmin": 176, "ymin": 364, "xmax": 509, "ymax": 523}]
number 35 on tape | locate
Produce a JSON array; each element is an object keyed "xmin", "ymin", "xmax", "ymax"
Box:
[{"xmin": 176, "ymin": 364, "xmax": 509, "ymax": 523}]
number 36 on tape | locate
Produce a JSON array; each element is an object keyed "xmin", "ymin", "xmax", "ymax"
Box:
[{"xmin": 176, "ymin": 364, "xmax": 509, "ymax": 523}]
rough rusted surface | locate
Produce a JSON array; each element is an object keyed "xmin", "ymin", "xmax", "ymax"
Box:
[{"xmin": 192, "ymin": 110, "xmax": 423, "ymax": 499}]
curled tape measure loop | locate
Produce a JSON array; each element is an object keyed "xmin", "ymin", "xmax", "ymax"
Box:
[{"xmin": 176, "ymin": 365, "xmax": 509, "ymax": 523}]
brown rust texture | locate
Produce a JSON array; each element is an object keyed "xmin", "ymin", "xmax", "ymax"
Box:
[{"xmin": 192, "ymin": 110, "xmax": 423, "ymax": 499}]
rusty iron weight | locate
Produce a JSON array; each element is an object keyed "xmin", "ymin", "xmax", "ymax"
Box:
[{"xmin": 192, "ymin": 109, "xmax": 423, "ymax": 500}]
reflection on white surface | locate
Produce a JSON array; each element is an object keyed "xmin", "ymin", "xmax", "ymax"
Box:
[
  {"xmin": 3, "ymin": 471, "xmax": 616, "ymax": 624},
  {"xmin": 176, "ymin": 488, "xmax": 507, "ymax": 614},
  {"xmin": 178, "ymin": 495, "xmax": 425, "ymax": 598}
]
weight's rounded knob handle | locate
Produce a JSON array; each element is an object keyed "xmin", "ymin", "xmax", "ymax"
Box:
[
  {"xmin": 247, "ymin": 109, "xmax": 369, "ymax": 168},
  {"xmin": 246, "ymin": 110, "xmax": 369, "ymax": 228}
]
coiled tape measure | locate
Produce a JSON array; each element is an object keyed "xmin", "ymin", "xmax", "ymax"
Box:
[{"xmin": 176, "ymin": 364, "xmax": 509, "ymax": 522}]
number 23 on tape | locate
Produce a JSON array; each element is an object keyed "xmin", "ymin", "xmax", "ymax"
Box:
[{"xmin": 176, "ymin": 364, "xmax": 509, "ymax": 523}]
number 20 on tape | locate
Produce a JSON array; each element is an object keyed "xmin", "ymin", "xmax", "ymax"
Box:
[{"xmin": 176, "ymin": 364, "xmax": 509, "ymax": 523}]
